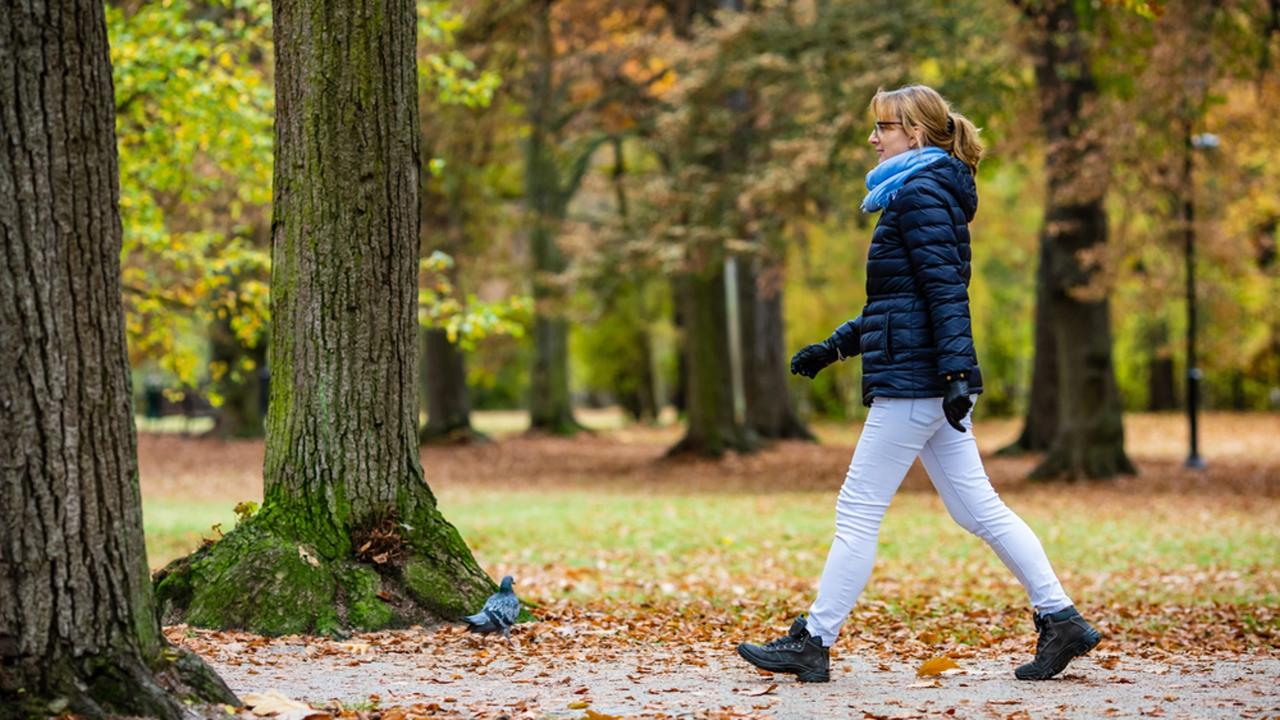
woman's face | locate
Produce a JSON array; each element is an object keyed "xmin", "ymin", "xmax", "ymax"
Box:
[{"xmin": 869, "ymin": 118, "xmax": 918, "ymax": 164}]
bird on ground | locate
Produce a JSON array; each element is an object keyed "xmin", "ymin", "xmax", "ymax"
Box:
[{"xmin": 463, "ymin": 575, "xmax": 520, "ymax": 642}]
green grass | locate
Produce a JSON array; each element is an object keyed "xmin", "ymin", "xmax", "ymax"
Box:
[
  {"xmin": 145, "ymin": 487, "xmax": 1279, "ymax": 610},
  {"xmin": 144, "ymin": 498, "xmax": 238, "ymax": 567}
]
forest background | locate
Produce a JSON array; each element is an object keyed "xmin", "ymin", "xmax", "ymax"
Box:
[{"xmin": 113, "ymin": 0, "xmax": 1280, "ymax": 449}]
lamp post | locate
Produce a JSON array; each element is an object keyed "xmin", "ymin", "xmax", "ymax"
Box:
[{"xmin": 1183, "ymin": 130, "xmax": 1218, "ymax": 470}]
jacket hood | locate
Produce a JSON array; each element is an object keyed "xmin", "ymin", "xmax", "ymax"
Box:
[{"xmin": 919, "ymin": 155, "xmax": 978, "ymax": 222}]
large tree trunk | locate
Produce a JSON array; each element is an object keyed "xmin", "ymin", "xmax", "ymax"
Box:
[
  {"xmin": 154, "ymin": 0, "xmax": 495, "ymax": 635},
  {"xmin": 999, "ymin": 237, "xmax": 1059, "ymax": 454},
  {"xmin": 0, "ymin": 2, "xmax": 236, "ymax": 714},
  {"xmin": 740, "ymin": 255, "xmax": 814, "ymax": 440},
  {"xmin": 1019, "ymin": 0, "xmax": 1135, "ymax": 480},
  {"xmin": 525, "ymin": 0, "xmax": 581, "ymax": 435},
  {"xmin": 420, "ymin": 327, "xmax": 486, "ymax": 444}
]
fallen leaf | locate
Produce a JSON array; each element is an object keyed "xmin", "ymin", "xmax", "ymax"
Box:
[
  {"xmin": 740, "ymin": 683, "xmax": 777, "ymax": 697},
  {"xmin": 242, "ymin": 690, "xmax": 329, "ymax": 720},
  {"xmin": 567, "ymin": 700, "xmax": 590, "ymax": 709},
  {"xmin": 907, "ymin": 679, "xmax": 942, "ymax": 689},
  {"xmin": 297, "ymin": 546, "xmax": 320, "ymax": 568},
  {"xmin": 916, "ymin": 656, "xmax": 960, "ymax": 677}
]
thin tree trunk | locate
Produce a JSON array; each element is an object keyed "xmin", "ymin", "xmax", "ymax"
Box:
[
  {"xmin": 526, "ymin": 0, "xmax": 580, "ymax": 434},
  {"xmin": 209, "ymin": 282, "xmax": 268, "ymax": 439},
  {"xmin": 153, "ymin": 0, "xmax": 494, "ymax": 635},
  {"xmin": 0, "ymin": 2, "xmax": 236, "ymax": 714},
  {"xmin": 420, "ymin": 327, "xmax": 486, "ymax": 443},
  {"xmin": 1146, "ymin": 319, "xmax": 1177, "ymax": 411},
  {"xmin": 1019, "ymin": 0, "xmax": 1134, "ymax": 480}
]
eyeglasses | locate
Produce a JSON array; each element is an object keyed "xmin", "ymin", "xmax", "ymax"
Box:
[{"xmin": 872, "ymin": 121, "xmax": 904, "ymax": 138}]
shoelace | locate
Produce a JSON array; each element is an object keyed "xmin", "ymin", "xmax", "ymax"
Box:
[
  {"xmin": 1032, "ymin": 613, "xmax": 1061, "ymax": 660},
  {"xmin": 762, "ymin": 634, "xmax": 805, "ymax": 651}
]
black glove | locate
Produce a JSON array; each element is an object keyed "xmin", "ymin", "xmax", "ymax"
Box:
[
  {"xmin": 790, "ymin": 341, "xmax": 840, "ymax": 379},
  {"xmin": 942, "ymin": 375, "xmax": 972, "ymax": 433}
]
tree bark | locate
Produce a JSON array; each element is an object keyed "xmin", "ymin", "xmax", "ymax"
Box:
[
  {"xmin": 153, "ymin": 0, "xmax": 495, "ymax": 635},
  {"xmin": 525, "ymin": 0, "xmax": 581, "ymax": 435},
  {"xmin": 1019, "ymin": 0, "xmax": 1135, "ymax": 480},
  {"xmin": 0, "ymin": 2, "xmax": 236, "ymax": 714},
  {"xmin": 740, "ymin": 255, "xmax": 814, "ymax": 440},
  {"xmin": 420, "ymin": 327, "xmax": 486, "ymax": 444}
]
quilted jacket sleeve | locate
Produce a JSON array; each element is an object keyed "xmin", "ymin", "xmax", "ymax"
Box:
[
  {"xmin": 825, "ymin": 315, "xmax": 862, "ymax": 359},
  {"xmin": 898, "ymin": 183, "xmax": 974, "ymax": 377}
]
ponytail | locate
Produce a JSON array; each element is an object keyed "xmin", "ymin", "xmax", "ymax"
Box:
[{"xmin": 947, "ymin": 111, "xmax": 984, "ymax": 175}]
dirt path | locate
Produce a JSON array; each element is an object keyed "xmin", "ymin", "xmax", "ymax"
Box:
[{"xmin": 177, "ymin": 626, "xmax": 1280, "ymax": 719}]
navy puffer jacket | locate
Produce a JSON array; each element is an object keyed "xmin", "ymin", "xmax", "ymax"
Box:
[{"xmin": 826, "ymin": 154, "xmax": 984, "ymax": 406}]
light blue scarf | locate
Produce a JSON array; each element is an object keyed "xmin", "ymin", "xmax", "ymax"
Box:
[{"xmin": 860, "ymin": 147, "xmax": 948, "ymax": 213}]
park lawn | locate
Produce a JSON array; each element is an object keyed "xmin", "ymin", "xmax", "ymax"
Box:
[
  {"xmin": 139, "ymin": 412, "xmax": 1280, "ymax": 655},
  {"xmin": 143, "ymin": 482, "xmax": 1279, "ymax": 654}
]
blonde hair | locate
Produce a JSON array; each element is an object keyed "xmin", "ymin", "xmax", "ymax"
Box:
[{"xmin": 870, "ymin": 85, "xmax": 983, "ymax": 174}]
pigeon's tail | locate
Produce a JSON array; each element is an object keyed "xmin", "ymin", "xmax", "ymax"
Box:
[
  {"xmin": 464, "ymin": 609, "xmax": 505, "ymax": 634},
  {"xmin": 466, "ymin": 619, "xmax": 499, "ymax": 634}
]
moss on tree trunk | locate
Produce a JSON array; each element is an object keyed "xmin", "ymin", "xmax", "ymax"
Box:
[{"xmin": 154, "ymin": 0, "xmax": 495, "ymax": 636}]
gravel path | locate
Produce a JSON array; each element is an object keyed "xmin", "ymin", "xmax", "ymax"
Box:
[{"xmin": 200, "ymin": 634, "xmax": 1280, "ymax": 719}]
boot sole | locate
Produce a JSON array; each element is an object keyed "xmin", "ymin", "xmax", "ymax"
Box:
[
  {"xmin": 1015, "ymin": 628, "xmax": 1102, "ymax": 681},
  {"xmin": 736, "ymin": 644, "xmax": 830, "ymax": 683}
]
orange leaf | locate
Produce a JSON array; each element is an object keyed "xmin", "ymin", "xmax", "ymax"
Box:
[{"xmin": 916, "ymin": 656, "xmax": 960, "ymax": 677}]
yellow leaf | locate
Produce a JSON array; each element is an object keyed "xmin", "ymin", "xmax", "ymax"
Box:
[
  {"xmin": 241, "ymin": 690, "xmax": 328, "ymax": 720},
  {"xmin": 567, "ymin": 700, "xmax": 590, "ymax": 709},
  {"xmin": 916, "ymin": 656, "xmax": 960, "ymax": 677}
]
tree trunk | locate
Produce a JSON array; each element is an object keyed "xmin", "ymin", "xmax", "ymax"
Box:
[
  {"xmin": 740, "ymin": 255, "xmax": 814, "ymax": 440},
  {"xmin": 1020, "ymin": 0, "xmax": 1135, "ymax": 480},
  {"xmin": 153, "ymin": 0, "xmax": 495, "ymax": 636},
  {"xmin": 669, "ymin": 271, "xmax": 757, "ymax": 456},
  {"xmin": 0, "ymin": 2, "xmax": 237, "ymax": 714},
  {"xmin": 999, "ymin": 235, "xmax": 1059, "ymax": 454},
  {"xmin": 209, "ymin": 293, "xmax": 268, "ymax": 439},
  {"xmin": 1146, "ymin": 319, "xmax": 1178, "ymax": 411},
  {"xmin": 525, "ymin": 0, "xmax": 581, "ymax": 435},
  {"xmin": 420, "ymin": 327, "xmax": 486, "ymax": 444}
]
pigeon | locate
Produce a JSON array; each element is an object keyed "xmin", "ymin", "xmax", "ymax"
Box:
[{"xmin": 463, "ymin": 575, "xmax": 520, "ymax": 641}]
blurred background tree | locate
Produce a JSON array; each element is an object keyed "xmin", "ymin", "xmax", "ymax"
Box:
[{"xmin": 107, "ymin": 0, "xmax": 1280, "ymax": 480}]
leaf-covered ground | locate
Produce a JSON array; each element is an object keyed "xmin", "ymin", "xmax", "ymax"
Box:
[{"xmin": 143, "ymin": 411, "xmax": 1280, "ymax": 719}]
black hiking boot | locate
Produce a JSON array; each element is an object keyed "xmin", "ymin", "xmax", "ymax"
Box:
[
  {"xmin": 737, "ymin": 616, "xmax": 830, "ymax": 683},
  {"xmin": 1015, "ymin": 606, "xmax": 1102, "ymax": 680}
]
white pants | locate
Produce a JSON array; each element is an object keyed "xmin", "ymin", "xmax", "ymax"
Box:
[{"xmin": 805, "ymin": 396, "xmax": 1073, "ymax": 646}]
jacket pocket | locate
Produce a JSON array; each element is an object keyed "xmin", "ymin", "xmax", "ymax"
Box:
[{"xmin": 884, "ymin": 312, "xmax": 895, "ymax": 363}]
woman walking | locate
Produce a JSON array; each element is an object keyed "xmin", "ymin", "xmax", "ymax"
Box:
[{"xmin": 736, "ymin": 85, "xmax": 1100, "ymax": 683}]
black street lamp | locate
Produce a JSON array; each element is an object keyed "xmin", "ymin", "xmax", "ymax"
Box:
[{"xmin": 1183, "ymin": 129, "xmax": 1218, "ymax": 470}]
